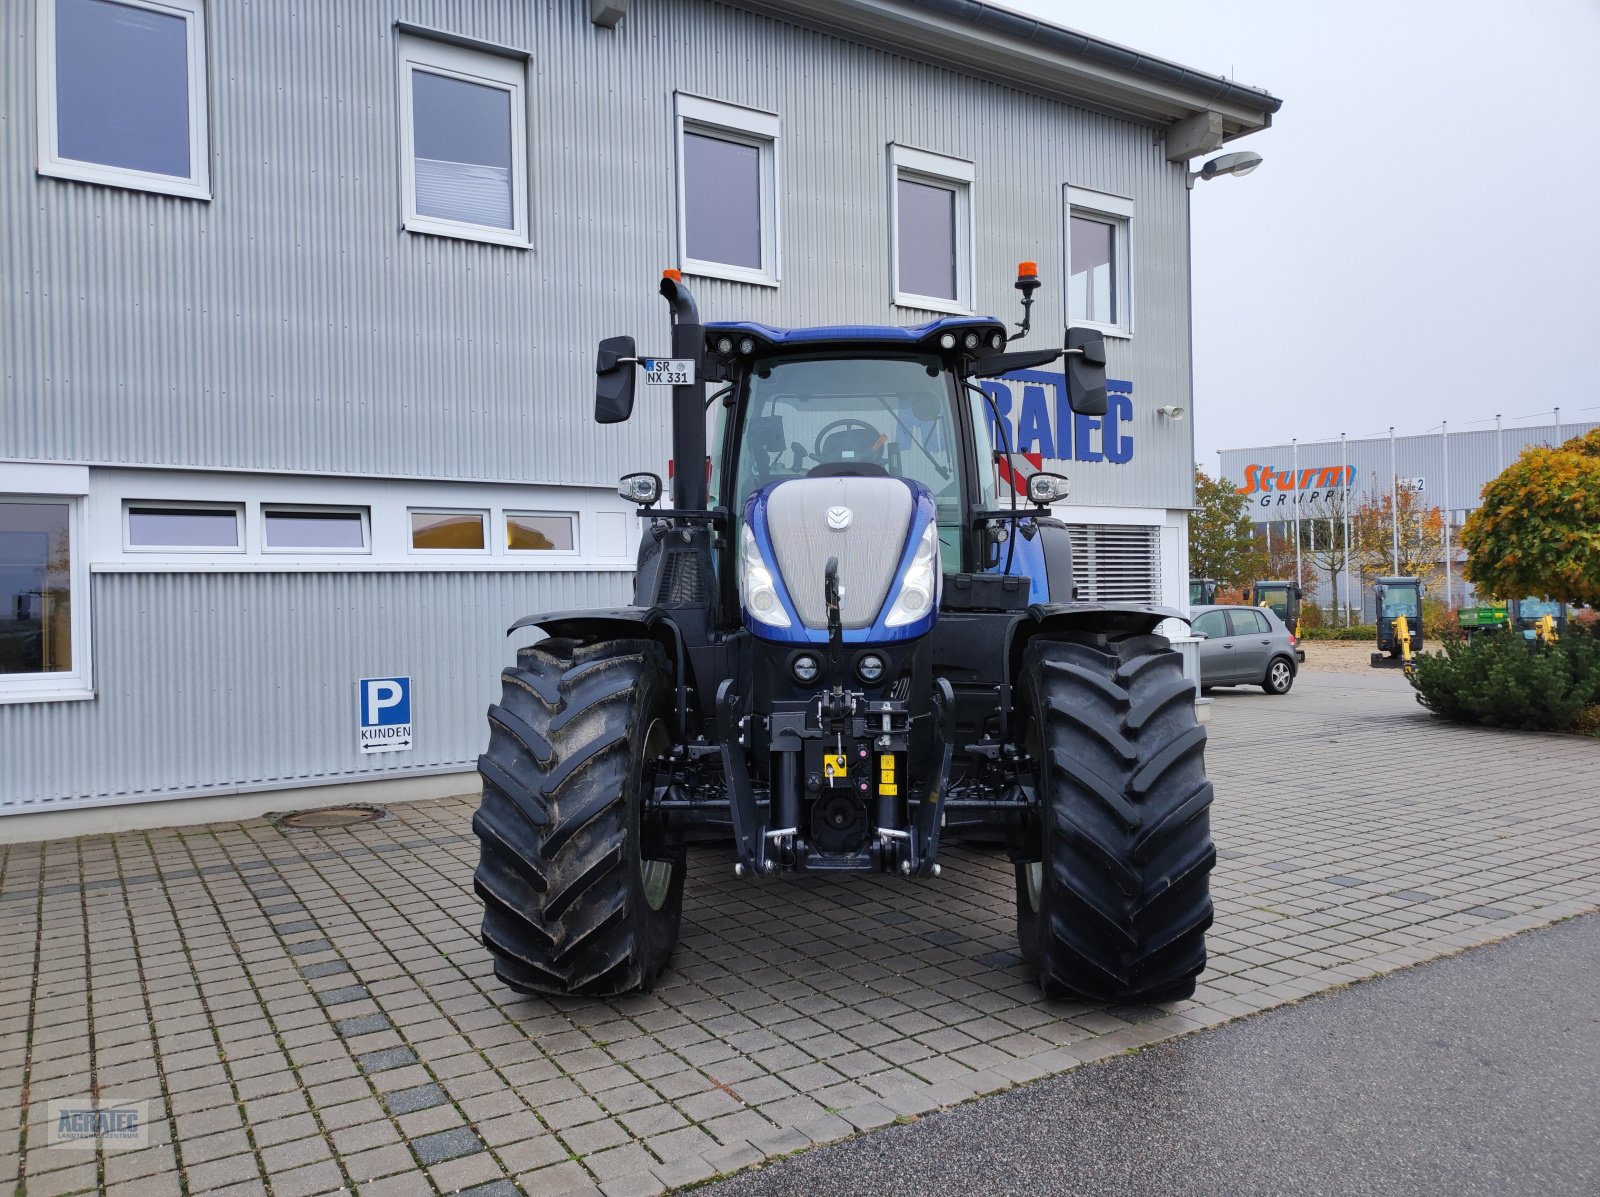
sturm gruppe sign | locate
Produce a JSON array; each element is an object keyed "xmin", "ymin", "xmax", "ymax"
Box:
[{"xmin": 1235, "ymin": 463, "xmax": 1359, "ymax": 514}]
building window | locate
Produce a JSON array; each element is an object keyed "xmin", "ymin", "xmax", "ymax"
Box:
[
  {"xmin": 398, "ymin": 35, "xmax": 528, "ymax": 247},
  {"xmin": 264, "ymin": 507, "xmax": 369, "ymax": 552},
  {"xmin": 889, "ymin": 145, "xmax": 973, "ymax": 313},
  {"xmin": 676, "ymin": 95, "xmax": 779, "ymax": 286},
  {"xmin": 505, "ymin": 512, "xmax": 575, "ymax": 552},
  {"xmin": 125, "ymin": 504, "xmax": 242, "ymax": 550},
  {"xmin": 36, "ymin": 0, "xmax": 211, "ymax": 199},
  {"xmin": 410, "ymin": 510, "xmax": 487, "ymax": 552},
  {"xmin": 1, "ymin": 497, "xmax": 90, "ymax": 701},
  {"xmin": 1066, "ymin": 188, "xmax": 1133, "ymax": 336}
]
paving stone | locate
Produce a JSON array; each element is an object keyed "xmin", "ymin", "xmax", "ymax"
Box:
[
  {"xmin": 356, "ymin": 1046, "xmax": 417, "ymax": 1073},
  {"xmin": 382, "ymin": 1081, "xmax": 448, "ymax": 1116},
  {"xmin": 411, "ymin": 1125, "xmax": 484, "ymax": 1165}
]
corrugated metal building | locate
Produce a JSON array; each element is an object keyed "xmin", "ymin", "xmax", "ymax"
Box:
[
  {"xmin": 2, "ymin": 0, "xmax": 1277, "ymax": 830},
  {"xmin": 1218, "ymin": 418, "xmax": 1599, "ymax": 618}
]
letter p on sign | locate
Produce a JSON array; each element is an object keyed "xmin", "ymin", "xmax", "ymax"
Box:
[{"xmin": 365, "ymin": 680, "xmax": 404, "ymax": 725}]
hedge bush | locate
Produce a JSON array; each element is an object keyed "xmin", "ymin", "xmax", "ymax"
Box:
[
  {"xmin": 1299, "ymin": 625, "xmax": 1377, "ymax": 642},
  {"xmin": 1409, "ymin": 632, "xmax": 1600, "ymax": 731}
]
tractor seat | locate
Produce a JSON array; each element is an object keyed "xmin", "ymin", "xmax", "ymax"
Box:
[{"xmin": 817, "ymin": 425, "xmax": 882, "ymax": 463}]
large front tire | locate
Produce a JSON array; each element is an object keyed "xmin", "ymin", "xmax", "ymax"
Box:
[
  {"xmin": 1015, "ymin": 634, "xmax": 1215, "ymax": 1003},
  {"xmin": 473, "ymin": 638, "xmax": 685, "ymax": 997}
]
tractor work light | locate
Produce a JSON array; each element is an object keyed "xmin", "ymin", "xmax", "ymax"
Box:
[
  {"xmin": 716, "ymin": 336, "xmax": 734, "ymax": 353},
  {"xmin": 856, "ymin": 654, "xmax": 885, "ymax": 684},
  {"xmin": 963, "ymin": 332, "xmax": 979, "ymax": 350},
  {"xmin": 938, "ymin": 333, "xmax": 957, "ymax": 349},
  {"xmin": 990, "ymin": 332, "xmax": 1005, "ymax": 350},
  {"xmin": 739, "ymin": 337, "xmax": 755, "ymax": 354},
  {"xmin": 618, "ymin": 472, "xmax": 662, "ymax": 505},
  {"xmin": 1026, "ymin": 471, "xmax": 1071, "ymax": 506},
  {"xmin": 791, "ymin": 654, "xmax": 820, "ymax": 684}
]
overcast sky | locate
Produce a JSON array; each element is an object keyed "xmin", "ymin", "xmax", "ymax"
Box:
[{"xmin": 1008, "ymin": 0, "xmax": 1600, "ymax": 471}]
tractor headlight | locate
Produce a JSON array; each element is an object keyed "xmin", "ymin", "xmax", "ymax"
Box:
[
  {"xmin": 883, "ymin": 521, "xmax": 940, "ymax": 628},
  {"xmin": 739, "ymin": 524, "xmax": 791, "ymax": 628},
  {"xmin": 792, "ymin": 654, "xmax": 820, "ymax": 684},
  {"xmin": 856, "ymin": 654, "xmax": 885, "ymax": 684}
]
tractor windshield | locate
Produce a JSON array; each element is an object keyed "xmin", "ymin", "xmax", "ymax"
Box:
[
  {"xmin": 1380, "ymin": 588, "xmax": 1419, "ymax": 619},
  {"xmin": 730, "ymin": 354, "xmax": 964, "ymax": 537}
]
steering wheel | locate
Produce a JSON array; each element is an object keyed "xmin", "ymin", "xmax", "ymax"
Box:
[{"xmin": 813, "ymin": 418, "xmax": 881, "ymax": 459}]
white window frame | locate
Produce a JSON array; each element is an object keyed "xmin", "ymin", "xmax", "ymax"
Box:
[
  {"xmin": 397, "ymin": 34, "xmax": 529, "ymax": 248},
  {"xmin": 889, "ymin": 145, "xmax": 974, "ymax": 315},
  {"xmin": 675, "ymin": 94, "xmax": 780, "ymax": 288},
  {"xmin": 123, "ymin": 500, "xmax": 244, "ymax": 553},
  {"xmin": 35, "ymin": 0, "xmax": 212, "ymax": 200},
  {"xmin": 407, "ymin": 507, "xmax": 490, "ymax": 555},
  {"xmin": 1, "ymin": 467, "xmax": 93, "ymax": 704},
  {"xmin": 504, "ymin": 510, "xmax": 579, "ymax": 556},
  {"xmin": 262, "ymin": 505, "xmax": 371, "ymax": 555},
  {"xmin": 1065, "ymin": 186, "xmax": 1134, "ymax": 339}
]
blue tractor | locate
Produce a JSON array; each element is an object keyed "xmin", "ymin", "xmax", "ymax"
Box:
[{"xmin": 472, "ymin": 267, "xmax": 1214, "ymax": 1004}]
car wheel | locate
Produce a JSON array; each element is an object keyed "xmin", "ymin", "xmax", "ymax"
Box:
[{"xmin": 1262, "ymin": 656, "xmax": 1295, "ymax": 695}]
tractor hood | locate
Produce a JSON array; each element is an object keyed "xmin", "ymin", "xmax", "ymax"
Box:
[{"xmin": 738, "ymin": 475, "xmax": 940, "ymax": 645}]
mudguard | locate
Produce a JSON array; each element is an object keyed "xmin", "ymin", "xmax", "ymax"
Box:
[{"xmin": 506, "ymin": 607, "xmax": 693, "ymax": 738}]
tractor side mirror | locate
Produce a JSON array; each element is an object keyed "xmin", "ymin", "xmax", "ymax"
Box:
[
  {"xmin": 1063, "ymin": 327, "xmax": 1108, "ymax": 416},
  {"xmin": 595, "ymin": 335, "xmax": 638, "ymax": 424}
]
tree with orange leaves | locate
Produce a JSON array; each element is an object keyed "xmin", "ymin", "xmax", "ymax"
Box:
[
  {"xmin": 1350, "ymin": 484, "xmax": 1445, "ymax": 587},
  {"xmin": 1463, "ymin": 428, "xmax": 1600, "ymax": 606}
]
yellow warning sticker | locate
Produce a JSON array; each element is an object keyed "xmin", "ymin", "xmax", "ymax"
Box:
[{"xmin": 879, "ymin": 783, "xmax": 899, "ymax": 796}]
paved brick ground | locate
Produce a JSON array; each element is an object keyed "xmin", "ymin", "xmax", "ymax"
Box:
[{"xmin": 3, "ymin": 670, "xmax": 1598, "ymax": 1196}]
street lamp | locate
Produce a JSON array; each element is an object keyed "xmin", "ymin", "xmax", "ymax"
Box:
[{"xmin": 1187, "ymin": 150, "xmax": 1264, "ymax": 190}]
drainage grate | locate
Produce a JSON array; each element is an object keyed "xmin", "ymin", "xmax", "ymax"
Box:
[{"xmin": 274, "ymin": 805, "xmax": 387, "ymax": 831}]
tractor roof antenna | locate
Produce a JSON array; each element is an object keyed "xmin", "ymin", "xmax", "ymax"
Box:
[{"xmin": 1008, "ymin": 261, "xmax": 1040, "ymax": 342}]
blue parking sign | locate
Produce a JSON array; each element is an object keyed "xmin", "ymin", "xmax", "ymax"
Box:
[{"xmin": 358, "ymin": 676, "xmax": 412, "ymax": 754}]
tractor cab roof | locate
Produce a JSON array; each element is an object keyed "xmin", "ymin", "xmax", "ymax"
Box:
[
  {"xmin": 706, "ymin": 316, "xmax": 1003, "ymax": 347},
  {"xmin": 703, "ymin": 316, "xmax": 1014, "ymax": 380}
]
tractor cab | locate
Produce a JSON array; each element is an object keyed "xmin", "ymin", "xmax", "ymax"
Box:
[
  {"xmin": 1509, "ymin": 597, "xmax": 1566, "ymax": 641},
  {"xmin": 1374, "ymin": 576, "xmax": 1423, "ymax": 658},
  {"xmin": 1250, "ymin": 579, "xmax": 1303, "ymax": 635},
  {"xmin": 1189, "ymin": 578, "xmax": 1218, "ymax": 606}
]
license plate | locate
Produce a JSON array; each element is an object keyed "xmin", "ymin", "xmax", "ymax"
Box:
[{"xmin": 642, "ymin": 358, "xmax": 695, "ymax": 386}]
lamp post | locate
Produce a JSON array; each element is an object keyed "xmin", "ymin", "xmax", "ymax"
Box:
[
  {"xmin": 1389, "ymin": 426, "xmax": 1399, "ymax": 574},
  {"xmin": 1442, "ymin": 421, "xmax": 1451, "ymax": 607}
]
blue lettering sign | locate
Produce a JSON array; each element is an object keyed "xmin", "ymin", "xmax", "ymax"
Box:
[{"xmin": 991, "ymin": 369, "xmax": 1136, "ymax": 467}]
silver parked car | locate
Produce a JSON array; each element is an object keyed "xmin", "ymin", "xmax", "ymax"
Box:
[{"xmin": 1190, "ymin": 604, "xmax": 1300, "ymax": 695}]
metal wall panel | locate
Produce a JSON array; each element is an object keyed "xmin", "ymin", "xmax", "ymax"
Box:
[
  {"xmin": 1219, "ymin": 421, "xmax": 1599, "ymax": 522},
  {"xmin": 2, "ymin": 0, "xmax": 1195, "ymax": 511},
  {"xmin": 0, "ymin": 569, "xmax": 632, "ymax": 811}
]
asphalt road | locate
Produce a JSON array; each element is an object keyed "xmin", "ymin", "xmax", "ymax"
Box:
[{"xmin": 704, "ymin": 913, "xmax": 1600, "ymax": 1196}]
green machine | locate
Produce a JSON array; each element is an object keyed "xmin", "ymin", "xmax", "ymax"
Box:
[
  {"xmin": 1456, "ymin": 602, "xmax": 1508, "ymax": 641},
  {"xmin": 1249, "ymin": 579, "xmax": 1303, "ymax": 635},
  {"xmin": 1372, "ymin": 576, "xmax": 1423, "ymax": 666}
]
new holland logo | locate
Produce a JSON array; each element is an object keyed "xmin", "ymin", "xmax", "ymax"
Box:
[{"xmin": 826, "ymin": 506, "xmax": 852, "ymax": 531}]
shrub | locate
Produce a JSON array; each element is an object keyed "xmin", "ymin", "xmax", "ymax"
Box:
[
  {"xmin": 1409, "ymin": 632, "xmax": 1600, "ymax": 731},
  {"xmin": 1298, "ymin": 603, "xmax": 1326, "ymax": 630},
  {"xmin": 1421, "ymin": 596, "xmax": 1456, "ymax": 635},
  {"xmin": 1300, "ymin": 625, "xmax": 1377, "ymax": 642}
]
